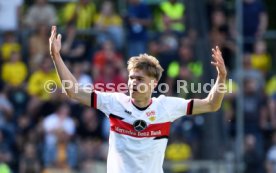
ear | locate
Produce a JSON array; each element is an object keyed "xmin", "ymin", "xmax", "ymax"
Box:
[{"xmin": 153, "ymin": 80, "xmax": 158, "ymax": 89}]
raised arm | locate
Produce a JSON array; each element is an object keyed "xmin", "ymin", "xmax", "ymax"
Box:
[
  {"xmin": 49, "ymin": 26, "xmax": 92, "ymax": 106},
  {"xmin": 192, "ymin": 46, "xmax": 227, "ymax": 114}
]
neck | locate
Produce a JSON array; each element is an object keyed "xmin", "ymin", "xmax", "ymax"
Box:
[{"xmin": 132, "ymin": 97, "xmax": 152, "ymax": 109}]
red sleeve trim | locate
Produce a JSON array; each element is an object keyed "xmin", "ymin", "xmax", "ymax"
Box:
[
  {"xmin": 186, "ymin": 99, "xmax": 194, "ymax": 115},
  {"xmin": 91, "ymin": 91, "xmax": 97, "ymax": 109}
]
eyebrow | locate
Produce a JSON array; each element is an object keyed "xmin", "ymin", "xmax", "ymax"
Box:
[{"xmin": 129, "ymin": 75, "xmax": 144, "ymax": 79}]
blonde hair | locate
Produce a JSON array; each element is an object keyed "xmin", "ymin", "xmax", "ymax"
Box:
[{"xmin": 127, "ymin": 54, "xmax": 164, "ymax": 81}]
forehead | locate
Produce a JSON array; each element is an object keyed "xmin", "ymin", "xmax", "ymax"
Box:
[{"xmin": 129, "ymin": 69, "xmax": 146, "ymax": 77}]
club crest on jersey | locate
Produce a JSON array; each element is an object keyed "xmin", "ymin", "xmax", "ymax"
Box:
[
  {"xmin": 146, "ymin": 110, "xmax": 156, "ymax": 122},
  {"xmin": 133, "ymin": 120, "xmax": 147, "ymax": 132}
]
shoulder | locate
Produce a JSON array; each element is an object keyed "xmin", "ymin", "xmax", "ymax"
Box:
[{"xmin": 113, "ymin": 92, "xmax": 130, "ymax": 102}]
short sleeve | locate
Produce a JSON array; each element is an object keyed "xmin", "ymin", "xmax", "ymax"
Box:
[
  {"xmin": 91, "ymin": 90, "xmax": 116, "ymax": 116},
  {"xmin": 162, "ymin": 96, "xmax": 193, "ymax": 122}
]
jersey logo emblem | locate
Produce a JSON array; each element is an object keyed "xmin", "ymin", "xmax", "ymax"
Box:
[
  {"xmin": 133, "ymin": 120, "xmax": 147, "ymax": 132},
  {"xmin": 146, "ymin": 111, "xmax": 156, "ymax": 122}
]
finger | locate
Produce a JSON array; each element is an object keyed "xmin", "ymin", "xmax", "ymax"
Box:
[
  {"xmin": 212, "ymin": 49, "xmax": 224, "ymax": 64},
  {"xmin": 212, "ymin": 48, "xmax": 219, "ymax": 60},
  {"xmin": 216, "ymin": 46, "xmax": 221, "ymax": 55},
  {"xmin": 53, "ymin": 26, "xmax": 57, "ymax": 38},
  {"xmin": 211, "ymin": 61, "xmax": 219, "ymax": 66},
  {"xmin": 50, "ymin": 26, "xmax": 56, "ymax": 41},
  {"xmin": 57, "ymin": 34, "xmax": 62, "ymax": 42},
  {"xmin": 50, "ymin": 26, "xmax": 54, "ymax": 40},
  {"xmin": 212, "ymin": 54, "xmax": 219, "ymax": 62},
  {"xmin": 215, "ymin": 46, "xmax": 224, "ymax": 61}
]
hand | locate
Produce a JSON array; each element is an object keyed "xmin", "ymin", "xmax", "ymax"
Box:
[
  {"xmin": 49, "ymin": 26, "xmax": 62, "ymax": 58},
  {"xmin": 211, "ymin": 46, "xmax": 227, "ymax": 78}
]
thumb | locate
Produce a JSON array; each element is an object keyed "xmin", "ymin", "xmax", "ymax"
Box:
[{"xmin": 57, "ymin": 34, "xmax": 62, "ymax": 41}]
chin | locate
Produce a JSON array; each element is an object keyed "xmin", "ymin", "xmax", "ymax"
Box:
[{"xmin": 130, "ymin": 92, "xmax": 139, "ymax": 98}]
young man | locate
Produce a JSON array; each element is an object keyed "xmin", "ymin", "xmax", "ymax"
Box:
[{"xmin": 49, "ymin": 26, "xmax": 227, "ymax": 173}]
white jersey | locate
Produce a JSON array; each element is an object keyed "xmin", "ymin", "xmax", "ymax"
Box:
[{"xmin": 91, "ymin": 91, "xmax": 193, "ymax": 173}]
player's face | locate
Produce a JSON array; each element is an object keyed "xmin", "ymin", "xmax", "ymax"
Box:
[{"xmin": 128, "ymin": 69, "xmax": 156, "ymax": 100}]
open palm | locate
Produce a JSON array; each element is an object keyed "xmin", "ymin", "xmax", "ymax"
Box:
[
  {"xmin": 211, "ymin": 46, "xmax": 227, "ymax": 78},
  {"xmin": 49, "ymin": 26, "xmax": 62, "ymax": 58}
]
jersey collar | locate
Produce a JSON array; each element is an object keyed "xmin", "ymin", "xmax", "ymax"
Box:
[{"xmin": 131, "ymin": 99, "xmax": 152, "ymax": 111}]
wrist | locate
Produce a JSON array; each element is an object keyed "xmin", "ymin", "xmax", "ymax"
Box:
[
  {"xmin": 51, "ymin": 52, "xmax": 60, "ymax": 60},
  {"xmin": 218, "ymin": 73, "xmax": 227, "ymax": 79}
]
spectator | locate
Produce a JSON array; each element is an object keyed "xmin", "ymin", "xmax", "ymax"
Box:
[
  {"xmin": 62, "ymin": 0, "xmax": 96, "ymax": 30},
  {"xmin": 165, "ymin": 133, "xmax": 192, "ymax": 173},
  {"xmin": 209, "ymin": 26, "xmax": 235, "ymax": 70},
  {"xmin": 211, "ymin": 10, "xmax": 226, "ymax": 28},
  {"xmin": 242, "ymin": 54, "xmax": 265, "ymax": 90},
  {"xmin": 261, "ymin": 94, "xmax": 276, "ymax": 130},
  {"xmin": 24, "ymin": 0, "xmax": 57, "ymax": 29},
  {"xmin": 250, "ymin": 39, "xmax": 271, "ymax": 75},
  {"xmin": 166, "ymin": 44, "xmax": 202, "ymax": 97},
  {"xmin": 79, "ymin": 138, "xmax": 107, "ymax": 172},
  {"xmin": 61, "ymin": 24, "xmax": 86, "ymax": 63},
  {"xmin": 237, "ymin": 78, "xmax": 267, "ymax": 157},
  {"xmin": 242, "ymin": 78, "xmax": 267, "ymax": 134},
  {"xmin": 125, "ymin": 0, "xmax": 151, "ymax": 57},
  {"xmin": 93, "ymin": 61, "xmax": 127, "ymax": 92},
  {"xmin": 1, "ymin": 51, "xmax": 27, "ymax": 87},
  {"xmin": 0, "ymin": 0, "xmax": 23, "ymax": 32},
  {"xmin": 95, "ymin": 1, "xmax": 124, "ymax": 49},
  {"xmin": 42, "ymin": 103, "xmax": 77, "ymax": 168},
  {"xmin": 243, "ymin": 0, "xmax": 268, "ymax": 52},
  {"xmin": 244, "ymin": 134, "xmax": 262, "ymax": 173},
  {"xmin": 72, "ymin": 63, "xmax": 92, "ymax": 86},
  {"xmin": 159, "ymin": 0, "xmax": 186, "ymax": 34},
  {"xmin": 77, "ymin": 108, "xmax": 103, "ymax": 140},
  {"xmin": 266, "ymin": 131, "xmax": 276, "ymax": 173},
  {"xmin": 0, "ymin": 31, "xmax": 21, "ymax": 61},
  {"xmin": 266, "ymin": 75, "xmax": 276, "ymax": 97},
  {"xmin": 28, "ymin": 24, "xmax": 50, "ymax": 72},
  {"xmin": 92, "ymin": 40, "xmax": 125, "ymax": 80},
  {"xmin": 19, "ymin": 143, "xmax": 41, "ymax": 173},
  {"xmin": 0, "ymin": 84, "xmax": 14, "ymax": 132},
  {"xmin": 27, "ymin": 57, "xmax": 61, "ymax": 101},
  {"xmin": 0, "ymin": 129, "xmax": 13, "ymax": 171}
]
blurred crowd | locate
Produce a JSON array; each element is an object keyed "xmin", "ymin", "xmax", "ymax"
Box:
[{"xmin": 0, "ymin": 0, "xmax": 275, "ymax": 173}]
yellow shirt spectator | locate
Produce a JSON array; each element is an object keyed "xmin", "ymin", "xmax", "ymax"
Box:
[
  {"xmin": 165, "ymin": 142, "xmax": 192, "ymax": 172},
  {"xmin": 63, "ymin": 2, "xmax": 96, "ymax": 29},
  {"xmin": 1, "ymin": 43, "xmax": 21, "ymax": 61},
  {"xmin": 251, "ymin": 53, "xmax": 271, "ymax": 74},
  {"xmin": 2, "ymin": 61, "xmax": 27, "ymax": 87},
  {"xmin": 28, "ymin": 70, "xmax": 61, "ymax": 101},
  {"xmin": 160, "ymin": 1, "xmax": 185, "ymax": 32},
  {"xmin": 266, "ymin": 75, "xmax": 276, "ymax": 96},
  {"xmin": 95, "ymin": 14, "xmax": 122, "ymax": 28}
]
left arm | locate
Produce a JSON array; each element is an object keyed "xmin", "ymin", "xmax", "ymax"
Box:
[{"xmin": 192, "ymin": 46, "xmax": 227, "ymax": 115}]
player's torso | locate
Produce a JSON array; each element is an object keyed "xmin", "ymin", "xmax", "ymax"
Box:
[{"xmin": 106, "ymin": 94, "xmax": 170, "ymax": 173}]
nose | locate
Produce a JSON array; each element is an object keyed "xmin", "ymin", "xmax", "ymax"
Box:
[{"xmin": 129, "ymin": 78, "xmax": 138, "ymax": 85}]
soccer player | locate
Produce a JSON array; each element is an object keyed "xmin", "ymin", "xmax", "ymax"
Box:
[{"xmin": 49, "ymin": 26, "xmax": 227, "ymax": 173}]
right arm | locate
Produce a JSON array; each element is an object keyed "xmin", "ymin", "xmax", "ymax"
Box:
[{"xmin": 49, "ymin": 26, "xmax": 92, "ymax": 106}]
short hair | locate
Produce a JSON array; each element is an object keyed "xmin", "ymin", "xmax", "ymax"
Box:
[{"xmin": 127, "ymin": 54, "xmax": 164, "ymax": 81}]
